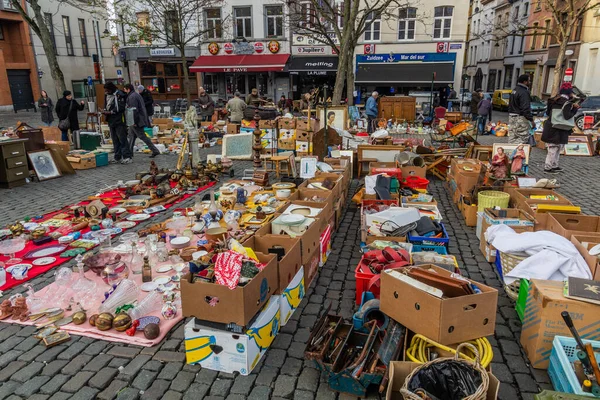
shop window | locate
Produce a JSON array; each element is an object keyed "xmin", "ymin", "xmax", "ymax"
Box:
[
  {"xmin": 235, "ymin": 75, "xmax": 246, "ymax": 93},
  {"xmin": 234, "ymin": 7, "xmax": 252, "ymax": 38},
  {"xmin": 364, "ymin": 12, "xmax": 380, "ymax": 42},
  {"xmin": 44, "ymin": 13, "xmax": 57, "ymax": 51},
  {"xmin": 265, "ymin": 6, "xmax": 283, "ymax": 38},
  {"xmin": 62, "ymin": 16, "xmax": 74, "ymax": 56},
  {"xmin": 78, "ymin": 19, "xmax": 89, "ymax": 57},
  {"xmin": 204, "ymin": 8, "xmax": 222, "ymax": 39},
  {"xmin": 164, "ymin": 64, "xmax": 179, "ymax": 77},
  {"xmin": 433, "ymin": 6, "xmax": 453, "ymax": 39},
  {"xmin": 204, "ymin": 74, "xmax": 218, "ymax": 94},
  {"xmin": 140, "ymin": 62, "xmax": 157, "ymax": 77},
  {"xmin": 398, "ymin": 7, "xmax": 416, "ymax": 41},
  {"xmin": 248, "ymin": 75, "xmax": 257, "ymax": 92}
]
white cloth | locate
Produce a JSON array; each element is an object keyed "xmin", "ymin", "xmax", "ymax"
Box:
[
  {"xmin": 364, "ymin": 174, "xmax": 382, "ymax": 195},
  {"xmin": 485, "ymin": 224, "xmax": 592, "ymax": 284}
]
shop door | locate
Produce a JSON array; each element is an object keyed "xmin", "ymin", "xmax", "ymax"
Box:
[
  {"xmin": 7, "ymin": 70, "xmax": 36, "ymax": 112},
  {"xmin": 274, "ymin": 77, "xmax": 289, "ymax": 102}
]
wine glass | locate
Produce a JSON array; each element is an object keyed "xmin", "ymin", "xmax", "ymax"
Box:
[{"xmin": 0, "ymin": 238, "xmax": 26, "ymax": 265}]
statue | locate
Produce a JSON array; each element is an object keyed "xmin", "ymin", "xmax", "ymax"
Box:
[
  {"xmin": 149, "ymin": 160, "xmax": 159, "ymax": 176},
  {"xmin": 0, "ymin": 300, "xmax": 13, "ymax": 320}
]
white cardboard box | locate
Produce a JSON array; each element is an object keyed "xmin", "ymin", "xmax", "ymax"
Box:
[
  {"xmin": 184, "ymin": 296, "xmax": 280, "ymax": 375},
  {"xmin": 276, "ymin": 266, "xmax": 305, "ymax": 326}
]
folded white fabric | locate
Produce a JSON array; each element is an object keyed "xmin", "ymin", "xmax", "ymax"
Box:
[{"xmin": 485, "ymin": 224, "xmax": 592, "ymax": 284}]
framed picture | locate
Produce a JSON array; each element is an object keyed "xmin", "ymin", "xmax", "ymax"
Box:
[
  {"xmin": 28, "ymin": 150, "xmax": 61, "ymax": 181},
  {"xmin": 564, "ymin": 142, "xmax": 592, "ymax": 156},
  {"xmin": 317, "ymin": 106, "xmax": 348, "ymax": 130},
  {"xmin": 492, "ymin": 143, "xmax": 531, "ymax": 175}
]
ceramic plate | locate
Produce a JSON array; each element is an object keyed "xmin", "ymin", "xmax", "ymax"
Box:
[
  {"xmin": 6, "ymin": 263, "xmax": 32, "ymax": 273},
  {"xmin": 153, "ymin": 276, "xmax": 171, "ymax": 285},
  {"xmin": 127, "ymin": 214, "xmax": 151, "ymax": 222},
  {"xmin": 32, "ymin": 257, "xmax": 56, "ymax": 266},
  {"xmin": 156, "ymin": 265, "xmax": 172, "ymax": 273},
  {"xmin": 290, "ymin": 207, "xmax": 312, "ymax": 216},
  {"xmin": 23, "ymin": 222, "xmax": 40, "ymax": 231},
  {"xmin": 248, "ymin": 206, "xmax": 275, "ymax": 215},
  {"xmin": 24, "ymin": 245, "xmax": 67, "ymax": 259},
  {"xmin": 272, "ymin": 182, "xmax": 296, "ymax": 189},
  {"xmin": 192, "ymin": 250, "xmax": 208, "ymax": 260},
  {"xmin": 280, "ymin": 214, "xmax": 306, "ymax": 225},
  {"xmin": 136, "ymin": 316, "xmax": 160, "ymax": 330},
  {"xmin": 108, "ymin": 207, "xmax": 126, "ymax": 215},
  {"xmin": 116, "ymin": 221, "xmax": 136, "ymax": 229},
  {"xmin": 140, "ymin": 282, "xmax": 158, "ymax": 292},
  {"xmin": 590, "ymin": 243, "xmax": 600, "ymax": 256},
  {"xmin": 170, "ymin": 237, "xmax": 190, "ymax": 248}
]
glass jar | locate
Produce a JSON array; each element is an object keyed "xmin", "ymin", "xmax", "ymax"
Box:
[{"xmin": 156, "ymin": 242, "xmax": 169, "ymax": 263}]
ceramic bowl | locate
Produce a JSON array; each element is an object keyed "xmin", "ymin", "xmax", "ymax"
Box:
[
  {"xmin": 205, "ymin": 227, "xmax": 227, "ymax": 243},
  {"xmin": 275, "ymin": 189, "xmax": 291, "ymax": 199},
  {"xmin": 170, "ymin": 237, "xmax": 191, "ymax": 249}
]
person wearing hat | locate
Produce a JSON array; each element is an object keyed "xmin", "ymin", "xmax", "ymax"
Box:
[
  {"xmin": 137, "ymin": 85, "xmax": 154, "ymax": 123},
  {"xmin": 541, "ymin": 83, "xmax": 580, "ymax": 173},
  {"xmin": 55, "ymin": 90, "xmax": 85, "ymax": 141},
  {"xmin": 103, "ymin": 82, "xmax": 132, "ymax": 164},
  {"xmin": 226, "ymin": 91, "xmax": 246, "ymax": 124}
]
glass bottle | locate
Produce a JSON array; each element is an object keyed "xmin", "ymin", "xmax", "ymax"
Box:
[
  {"xmin": 130, "ymin": 242, "xmax": 143, "ymax": 274},
  {"xmin": 142, "ymin": 256, "xmax": 152, "ymax": 283},
  {"xmin": 156, "ymin": 242, "xmax": 169, "ymax": 263}
]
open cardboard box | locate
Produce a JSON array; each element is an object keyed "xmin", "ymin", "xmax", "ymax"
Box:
[
  {"xmin": 571, "ymin": 235, "xmax": 600, "ymax": 279},
  {"xmin": 256, "ymin": 216, "xmax": 322, "ymax": 265},
  {"xmin": 479, "ymin": 212, "xmax": 534, "ymax": 263},
  {"xmin": 181, "ymin": 252, "xmax": 278, "ymax": 326},
  {"xmin": 380, "ymin": 264, "xmax": 498, "ymax": 345},
  {"xmin": 547, "ymin": 213, "xmax": 600, "ymax": 239}
]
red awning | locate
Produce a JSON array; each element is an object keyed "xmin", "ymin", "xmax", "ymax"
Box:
[{"xmin": 190, "ymin": 54, "xmax": 290, "ymax": 73}]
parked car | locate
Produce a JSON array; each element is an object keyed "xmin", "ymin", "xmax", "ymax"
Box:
[
  {"xmin": 492, "ymin": 90, "xmax": 511, "ymax": 111},
  {"xmin": 574, "ymin": 95, "xmax": 600, "ymax": 129},
  {"xmin": 530, "ymin": 96, "xmax": 547, "ymax": 116}
]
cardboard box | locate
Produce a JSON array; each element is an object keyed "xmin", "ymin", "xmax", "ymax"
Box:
[
  {"xmin": 256, "ymin": 217, "xmax": 322, "ymax": 265},
  {"xmin": 295, "ymin": 188, "xmax": 334, "ymax": 205},
  {"xmin": 181, "ymin": 253, "xmax": 278, "ymax": 326},
  {"xmin": 534, "ymin": 132, "xmax": 546, "ymax": 150},
  {"xmin": 278, "ymin": 129, "xmax": 296, "ymax": 140},
  {"xmin": 483, "ymin": 208, "xmax": 536, "ymax": 227},
  {"xmin": 278, "ymin": 138, "xmax": 296, "ymax": 151},
  {"xmin": 280, "ymin": 200, "xmax": 333, "ymax": 223},
  {"xmin": 479, "ymin": 213, "xmax": 534, "ymax": 263},
  {"xmin": 296, "ymin": 129, "xmax": 313, "ymax": 142},
  {"xmin": 547, "ymin": 213, "xmax": 600, "ymax": 239},
  {"xmin": 295, "ymin": 118, "xmax": 317, "ymax": 131},
  {"xmin": 259, "ymin": 120, "xmax": 276, "ymax": 129},
  {"xmin": 200, "ymin": 121, "xmax": 213, "ymax": 127},
  {"xmin": 306, "ymin": 173, "xmax": 343, "ymax": 199},
  {"xmin": 67, "ymin": 153, "xmax": 96, "ymax": 170},
  {"xmin": 571, "ymin": 235, "xmax": 600, "ymax": 279},
  {"xmin": 320, "ymin": 225, "xmax": 332, "ymax": 267},
  {"xmin": 385, "ymin": 361, "xmax": 500, "ymax": 400},
  {"xmin": 520, "ymin": 279, "xmax": 600, "ymax": 369},
  {"xmin": 184, "ymin": 296, "xmax": 280, "ymax": 375},
  {"xmin": 226, "ymin": 124, "xmax": 239, "ymax": 135},
  {"xmin": 296, "ymin": 151, "xmax": 310, "ymax": 158},
  {"xmin": 242, "ymin": 235, "xmax": 302, "ymax": 294},
  {"xmin": 380, "ymin": 265, "xmax": 498, "ymax": 345},
  {"xmin": 41, "ymin": 126, "xmax": 62, "ymax": 142},
  {"xmin": 295, "ymin": 141, "xmax": 312, "ymax": 153},
  {"xmin": 277, "ymin": 266, "xmax": 305, "ymax": 326},
  {"xmin": 455, "ymin": 168, "xmax": 481, "ymax": 195},
  {"xmin": 278, "ymin": 118, "xmax": 296, "ymax": 129},
  {"xmin": 401, "ymin": 166, "xmax": 426, "ymax": 179},
  {"xmin": 304, "ymin": 247, "xmax": 320, "ymax": 287},
  {"xmin": 365, "ymin": 236, "xmax": 407, "ymax": 244},
  {"xmin": 512, "ymin": 189, "xmax": 572, "ymax": 210},
  {"xmin": 53, "ymin": 141, "xmax": 72, "ymax": 155}
]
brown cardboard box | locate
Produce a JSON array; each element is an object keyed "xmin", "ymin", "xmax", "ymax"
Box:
[
  {"xmin": 512, "ymin": 188, "xmax": 571, "ymax": 210},
  {"xmin": 461, "ymin": 196, "xmax": 478, "ymax": 227},
  {"xmin": 365, "ymin": 236, "xmax": 406, "ymax": 244},
  {"xmin": 450, "ymin": 158, "xmax": 482, "ymax": 175},
  {"xmin": 200, "ymin": 121, "xmax": 213, "ymax": 127},
  {"xmin": 306, "ymin": 173, "xmax": 343, "ymax": 199},
  {"xmin": 278, "ymin": 138, "xmax": 296, "ymax": 150},
  {"xmin": 520, "ymin": 279, "xmax": 600, "ymax": 369},
  {"xmin": 455, "ymin": 168, "xmax": 481, "ymax": 195},
  {"xmin": 385, "ymin": 361, "xmax": 500, "ymax": 400},
  {"xmin": 401, "ymin": 165, "xmax": 427, "ymax": 179},
  {"xmin": 226, "ymin": 124, "xmax": 240, "ymax": 135},
  {"xmin": 571, "ymin": 235, "xmax": 600, "ymax": 279},
  {"xmin": 278, "ymin": 118, "xmax": 296, "ymax": 129},
  {"xmin": 380, "ymin": 265, "xmax": 498, "ymax": 344},
  {"xmin": 242, "ymin": 235, "xmax": 302, "ymax": 294},
  {"xmin": 546, "ymin": 213, "xmax": 600, "ymax": 239},
  {"xmin": 41, "ymin": 126, "xmax": 62, "ymax": 142},
  {"xmin": 295, "ymin": 188, "xmax": 334, "ymax": 205},
  {"xmin": 479, "ymin": 214, "xmax": 534, "ymax": 262},
  {"xmin": 54, "ymin": 141, "xmax": 71, "ymax": 155},
  {"xmin": 304, "ymin": 247, "xmax": 320, "ymax": 287},
  {"xmin": 180, "ymin": 253, "xmax": 277, "ymax": 326},
  {"xmin": 259, "ymin": 120, "xmax": 276, "ymax": 129},
  {"xmin": 158, "ymin": 136, "xmax": 175, "ymax": 144},
  {"xmin": 256, "ymin": 217, "xmax": 322, "ymax": 265},
  {"xmin": 67, "ymin": 153, "xmax": 96, "ymax": 170},
  {"xmin": 295, "ymin": 118, "xmax": 317, "ymax": 132},
  {"xmin": 296, "ymin": 129, "xmax": 314, "ymax": 142},
  {"xmin": 280, "ymin": 200, "xmax": 334, "ymax": 222},
  {"xmin": 296, "ymin": 151, "xmax": 310, "ymax": 158}
]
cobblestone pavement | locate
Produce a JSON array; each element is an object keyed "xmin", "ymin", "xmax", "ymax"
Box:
[{"xmin": 0, "ymin": 125, "xmax": 596, "ymax": 398}]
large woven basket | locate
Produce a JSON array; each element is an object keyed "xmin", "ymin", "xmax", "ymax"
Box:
[
  {"xmin": 477, "ymin": 190, "xmax": 510, "ymax": 212},
  {"xmin": 499, "ymin": 251, "xmax": 529, "ymax": 300},
  {"xmin": 400, "ymin": 343, "xmax": 489, "ymax": 400}
]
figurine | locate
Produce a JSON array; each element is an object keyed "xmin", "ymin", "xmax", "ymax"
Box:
[
  {"xmin": 150, "ymin": 160, "xmax": 159, "ymax": 176},
  {"xmin": 11, "ymin": 297, "xmax": 28, "ymax": 321},
  {"xmin": 9, "ymin": 222, "xmax": 24, "ymax": 236},
  {"xmin": 0, "ymin": 300, "xmax": 13, "ymax": 320},
  {"xmin": 489, "ymin": 147, "xmax": 509, "ymax": 179},
  {"xmin": 510, "ymin": 145, "xmax": 527, "ymax": 174}
]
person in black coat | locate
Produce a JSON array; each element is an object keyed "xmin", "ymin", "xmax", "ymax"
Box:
[
  {"xmin": 38, "ymin": 90, "xmax": 54, "ymax": 126},
  {"xmin": 103, "ymin": 82, "xmax": 132, "ymax": 164},
  {"xmin": 541, "ymin": 83, "xmax": 580, "ymax": 173},
  {"xmin": 137, "ymin": 85, "xmax": 154, "ymax": 119},
  {"xmin": 55, "ymin": 90, "xmax": 85, "ymax": 141}
]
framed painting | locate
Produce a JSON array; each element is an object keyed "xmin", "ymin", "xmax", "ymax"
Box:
[
  {"xmin": 28, "ymin": 150, "xmax": 61, "ymax": 181},
  {"xmin": 317, "ymin": 106, "xmax": 348, "ymax": 131},
  {"xmin": 491, "ymin": 143, "xmax": 531, "ymax": 175}
]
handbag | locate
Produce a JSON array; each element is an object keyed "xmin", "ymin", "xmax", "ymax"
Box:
[
  {"xmin": 57, "ymin": 100, "xmax": 73, "ymax": 131},
  {"xmin": 551, "ymin": 102, "xmax": 575, "ymax": 130}
]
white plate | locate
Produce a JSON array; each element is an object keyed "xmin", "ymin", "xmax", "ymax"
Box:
[
  {"xmin": 153, "ymin": 276, "xmax": 171, "ymax": 285},
  {"xmin": 116, "ymin": 221, "xmax": 137, "ymax": 229},
  {"xmin": 590, "ymin": 243, "xmax": 600, "ymax": 256},
  {"xmin": 156, "ymin": 265, "xmax": 172, "ymax": 273},
  {"xmin": 280, "ymin": 214, "xmax": 306, "ymax": 225},
  {"xmin": 6, "ymin": 263, "xmax": 32, "ymax": 273},
  {"xmin": 127, "ymin": 214, "xmax": 151, "ymax": 222},
  {"xmin": 108, "ymin": 207, "xmax": 126, "ymax": 214},
  {"xmin": 140, "ymin": 282, "xmax": 158, "ymax": 292},
  {"xmin": 170, "ymin": 237, "xmax": 190, "ymax": 249},
  {"xmin": 32, "ymin": 257, "xmax": 56, "ymax": 266},
  {"xmin": 192, "ymin": 250, "xmax": 208, "ymax": 260}
]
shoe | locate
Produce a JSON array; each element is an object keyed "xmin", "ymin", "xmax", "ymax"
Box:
[
  {"xmin": 552, "ymin": 167, "xmax": 564, "ymax": 172},
  {"xmin": 121, "ymin": 158, "xmax": 132, "ymax": 164},
  {"xmin": 109, "ymin": 159, "xmax": 119, "ymax": 164},
  {"xmin": 544, "ymin": 169, "xmax": 558, "ymax": 174},
  {"xmin": 149, "ymin": 153, "xmax": 160, "ymax": 158}
]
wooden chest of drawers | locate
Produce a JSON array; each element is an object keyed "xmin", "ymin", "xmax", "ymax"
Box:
[{"xmin": 0, "ymin": 139, "xmax": 29, "ymax": 189}]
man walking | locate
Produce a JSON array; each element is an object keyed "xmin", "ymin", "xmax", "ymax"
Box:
[
  {"xmin": 508, "ymin": 74, "xmax": 534, "ymax": 144},
  {"xmin": 227, "ymin": 91, "xmax": 246, "ymax": 123},
  {"xmin": 103, "ymin": 82, "xmax": 132, "ymax": 164},
  {"xmin": 470, "ymin": 88, "xmax": 482, "ymax": 121},
  {"xmin": 137, "ymin": 85, "xmax": 154, "ymax": 123},
  {"xmin": 366, "ymin": 91, "xmax": 379, "ymax": 133},
  {"xmin": 123, "ymin": 84, "xmax": 160, "ymax": 158}
]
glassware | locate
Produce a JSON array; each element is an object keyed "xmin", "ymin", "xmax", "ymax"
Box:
[
  {"xmin": 161, "ymin": 301, "xmax": 177, "ymax": 320},
  {"xmin": 172, "ymin": 262, "xmax": 187, "ymax": 282},
  {"xmin": 155, "ymin": 243, "xmax": 169, "ymax": 263},
  {"xmin": 72, "ymin": 255, "xmax": 97, "ymax": 293},
  {"xmin": 0, "ymin": 238, "xmax": 26, "ymax": 265},
  {"xmin": 54, "ymin": 267, "xmax": 73, "ymax": 308},
  {"xmin": 24, "ymin": 284, "xmax": 45, "ymax": 314},
  {"xmin": 101, "ymin": 258, "xmax": 129, "ymax": 286},
  {"xmin": 129, "ymin": 242, "xmax": 143, "ymax": 275},
  {"xmin": 128, "ymin": 290, "xmax": 163, "ymax": 321},
  {"xmin": 98, "ymin": 279, "xmax": 139, "ymax": 314}
]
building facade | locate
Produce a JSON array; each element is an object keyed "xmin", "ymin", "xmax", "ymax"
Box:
[
  {"xmin": 573, "ymin": 5, "xmax": 600, "ymax": 96},
  {"xmin": 0, "ymin": 0, "xmax": 40, "ymax": 112},
  {"xmin": 465, "ymin": 0, "xmax": 497, "ymax": 92}
]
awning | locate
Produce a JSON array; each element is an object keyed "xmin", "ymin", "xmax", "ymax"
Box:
[
  {"xmin": 190, "ymin": 54, "xmax": 290, "ymax": 73},
  {"xmin": 355, "ymin": 62, "xmax": 454, "ymax": 84}
]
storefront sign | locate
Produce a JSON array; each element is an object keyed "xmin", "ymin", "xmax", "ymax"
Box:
[
  {"xmin": 293, "ymin": 33, "xmax": 339, "ymax": 46},
  {"xmin": 292, "ymin": 46, "xmax": 335, "ymax": 55},
  {"xmin": 254, "ymin": 42, "xmax": 265, "ymax": 53},
  {"xmin": 208, "ymin": 42, "xmax": 220, "ymax": 55},
  {"xmin": 356, "ymin": 53, "xmax": 456, "ymax": 64},
  {"xmin": 307, "ymin": 71, "xmax": 328, "ymax": 76},
  {"xmin": 449, "ymin": 43, "xmax": 462, "ymax": 50},
  {"xmin": 224, "ymin": 43, "xmax": 234, "ymax": 54},
  {"xmin": 289, "ymin": 56, "xmax": 338, "ymax": 72},
  {"xmin": 234, "ymin": 42, "xmax": 255, "ymax": 55},
  {"xmin": 224, "ymin": 68, "xmax": 248, "ymax": 72},
  {"xmin": 268, "ymin": 40, "xmax": 280, "ymax": 54},
  {"xmin": 150, "ymin": 48, "xmax": 175, "ymax": 56}
]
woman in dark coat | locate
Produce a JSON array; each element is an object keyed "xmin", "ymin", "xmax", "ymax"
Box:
[
  {"xmin": 55, "ymin": 90, "xmax": 85, "ymax": 141},
  {"xmin": 541, "ymin": 84, "xmax": 579, "ymax": 173},
  {"xmin": 38, "ymin": 90, "xmax": 54, "ymax": 126}
]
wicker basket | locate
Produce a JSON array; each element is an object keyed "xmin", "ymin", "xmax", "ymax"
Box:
[
  {"xmin": 477, "ymin": 190, "xmax": 510, "ymax": 212},
  {"xmin": 499, "ymin": 251, "xmax": 528, "ymax": 300},
  {"xmin": 400, "ymin": 343, "xmax": 489, "ymax": 400}
]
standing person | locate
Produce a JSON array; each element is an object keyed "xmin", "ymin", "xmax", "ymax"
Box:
[
  {"xmin": 137, "ymin": 85, "xmax": 154, "ymax": 123},
  {"xmin": 226, "ymin": 91, "xmax": 246, "ymax": 123},
  {"xmin": 103, "ymin": 82, "xmax": 132, "ymax": 164},
  {"xmin": 439, "ymin": 87, "xmax": 448, "ymax": 109},
  {"xmin": 365, "ymin": 91, "xmax": 379, "ymax": 133},
  {"xmin": 508, "ymin": 74, "xmax": 534, "ymax": 144},
  {"xmin": 245, "ymin": 88, "xmax": 261, "ymax": 107},
  {"xmin": 541, "ymin": 83, "xmax": 580, "ymax": 173},
  {"xmin": 299, "ymin": 92, "xmax": 312, "ymax": 111},
  {"xmin": 470, "ymin": 88, "xmax": 482, "ymax": 121},
  {"xmin": 198, "ymin": 87, "xmax": 214, "ymax": 122},
  {"xmin": 55, "ymin": 90, "xmax": 85, "ymax": 142},
  {"xmin": 38, "ymin": 90, "xmax": 54, "ymax": 126},
  {"xmin": 477, "ymin": 94, "xmax": 493, "ymax": 135},
  {"xmin": 278, "ymin": 95, "xmax": 292, "ymax": 112},
  {"xmin": 123, "ymin": 83, "xmax": 160, "ymax": 158}
]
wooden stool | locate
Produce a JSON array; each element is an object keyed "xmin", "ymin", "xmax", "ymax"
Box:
[
  {"xmin": 86, "ymin": 113, "xmax": 99, "ymax": 130},
  {"xmin": 271, "ymin": 154, "xmax": 292, "ymax": 178}
]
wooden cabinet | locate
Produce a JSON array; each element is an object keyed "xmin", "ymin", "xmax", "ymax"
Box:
[
  {"xmin": 377, "ymin": 96, "xmax": 416, "ymax": 122},
  {"xmin": 0, "ymin": 139, "xmax": 29, "ymax": 189}
]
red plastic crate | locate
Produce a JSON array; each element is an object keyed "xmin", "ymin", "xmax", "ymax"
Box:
[
  {"xmin": 354, "ymin": 262, "xmax": 379, "ymax": 305},
  {"xmin": 403, "ymin": 175, "xmax": 429, "ymax": 190}
]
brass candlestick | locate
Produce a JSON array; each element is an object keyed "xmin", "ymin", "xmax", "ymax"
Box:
[{"xmin": 252, "ymin": 110, "xmax": 262, "ymax": 169}]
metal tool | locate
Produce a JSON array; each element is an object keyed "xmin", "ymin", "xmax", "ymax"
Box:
[{"xmin": 562, "ymin": 310, "xmax": 600, "ymax": 395}]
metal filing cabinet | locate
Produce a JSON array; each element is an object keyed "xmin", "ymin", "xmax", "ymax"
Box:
[{"xmin": 0, "ymin": 138, "xmax": 29, "ymax": 189}]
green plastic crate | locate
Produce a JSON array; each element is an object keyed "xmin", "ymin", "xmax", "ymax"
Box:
[
  {"xmin": 535, "ymin": 390, "xmax": 594, "ymax": 399},
  {"xmin": 94, "ymin": 151, "xmax": 108, "ymax": 167},
  {"xmin": 515, "ymin": 278, "xmax": 531, "ymax": 322}
]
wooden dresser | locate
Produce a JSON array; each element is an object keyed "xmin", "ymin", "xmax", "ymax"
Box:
[
  {"xmin": 378, "ymin": 96, "xmax": 416, "ymax": 122},
  {"xmin": 0, "ymin": 138, "xmax": 29, "ymax": 189}
]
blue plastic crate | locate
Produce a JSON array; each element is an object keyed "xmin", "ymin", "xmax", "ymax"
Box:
[
  {"xmin": 408, "ymin": 223, "xmax": 449, "ymax": 247},
  {"xmin": 548, "ymin": 336, "xmax": 600, "ymax": 397},
  {"xmin": 412, "ymin": 244, "xmax": 448, "ymax": 255},
  {"xmin": 94, "ymin": 151, "xmax": 108, "ymax": 167}
]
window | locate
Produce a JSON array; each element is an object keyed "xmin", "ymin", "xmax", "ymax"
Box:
[
  {"xmin": 504, "ymin": 66, "xmax": 513, "ymax": 88},
  {"xmin": 2, "ymin": 0, "xmax": 16, "ymax": 10},
  {"xmin": 518, "ymin": 30, "xmax": 524, "ymax": 53},
  {"xmin": 265, "ymin": 6, "xmax": 283, "ymax": 37},
  {"xmin": 535, "ymin": 0, "xmax": 541, "ymax": 11},
  {"xmin": 542, "ymin": 19, "xmax": 550, "ymax": 48},
  {"xmin": 523, "ymin": 3, "xmax": 529, "ymax": 17},
  {"xmin": 234, "ymin": 7, "xmax": 252, "ymax": 38},
  {"xmin": 204, "ymin": 9, "xmax": 222, "ymax": 39},
  {"xmin": 398, "ymin": 7, "xmax": 416, "ymax": 40},
  {"xmin": 514, "ymin": 6, "xmax": 519, "ymax": 20},
  {"xmin": 544, "ymin": 67, "xmax": 555, "ymax": 93},
  {"xmin": 44, "ymin": 13, "xmax": 57, "ymax": 51},
  {"xmin": 364, "ymin": 12, "xmax": 380, "ymax": 42},
  {"xmin": 62, "ymin": 16, "xmax": 74, "ymax": 56},
  {"xmin": 0, "ymin": 23, "xmax": 3, "ymax": 40},
  {"xmin": 510, "ymin": 35, "xmax": 515, "ymax": 55},
  {"xmin": 530, "ymin": 22, "xmax": 538, "ymax": 49},
  {"xmin": 204, "ymin": 74, "xmax": 218, "ymax": 94},
  {"xmin": 164, "ymin": 64, "xmax": 178, "ymax": 76},
  {"xmin": 78, "ymin": 19, "xmax": 88, "ymax": 57},
  {"xmin": 433, "ymin": 6, "xmax": 453, "ymax": 39},
  {"xmin": 165, "ymin": 10, "xmax": 180, "ymax": 44},
  {"xmin": 299, "ymin": 1, "xmax": 315, "ymax": 28},
  {"xmin": 573, "ymin": 17, "xmax": 583, "ymax": 41}
]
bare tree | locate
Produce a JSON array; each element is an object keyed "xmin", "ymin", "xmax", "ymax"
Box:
[
  {"xmin": 115, "ymin": 0, "xmax": 226, "ymax": 103},
  {"xmin": 288, "ymin": 0, "xmax": 412, "ymax": 105}
]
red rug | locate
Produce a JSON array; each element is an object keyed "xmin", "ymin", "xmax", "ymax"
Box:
[{"xmin": 0, "ymin": 181, "xmax": 216, "ymax": 291}]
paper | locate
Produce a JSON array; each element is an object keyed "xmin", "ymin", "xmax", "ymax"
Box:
[
  {"xmin": 300, "ymin": 157, "xmax": 317, "ymax": 179},
  {"xmin": 518, "ymin": 177, "xmax": 537, "ymax": 188}
]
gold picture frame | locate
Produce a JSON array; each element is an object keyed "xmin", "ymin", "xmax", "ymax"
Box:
[{"xmin": 317, "ymin": 106, "xmax": 349, "ymax": 131}]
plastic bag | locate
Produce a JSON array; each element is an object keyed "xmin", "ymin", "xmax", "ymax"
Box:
[{"xmin": 407, "ymin": 360, "xmax": 483, "ymax": 400}]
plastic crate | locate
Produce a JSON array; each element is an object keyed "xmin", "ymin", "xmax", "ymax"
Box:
[
  {"xmin": 354, "ymin": 262, "xmax": 377, "ymax": 306},
  {"xmin": 408, "ymin": 223, "xmax": 449, "ymax": 247},
  {"xmin": 515, "ymin": 279, "xmax": 531, "ymax": 322},
  {"xmin": 411, "ymin": 244, "xmax": 448, "ymax": 255},
  {"xmin": 535, "ymin": 390, "xmax": 593, "ymax": 399},
  {"xmin": 548, "ymin": 336, "xmax": 600, "ymax": 397},
  {"xmin": 494, "ymin": 250, "xmax": 503, "ymax": 280},
  {"xmin": 403, "ymin": 175, "xmax": 429, "ymax": 190},
  {"xmin": 94, "ymin": 152, "xmax": 108, "ymax": 167}
]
